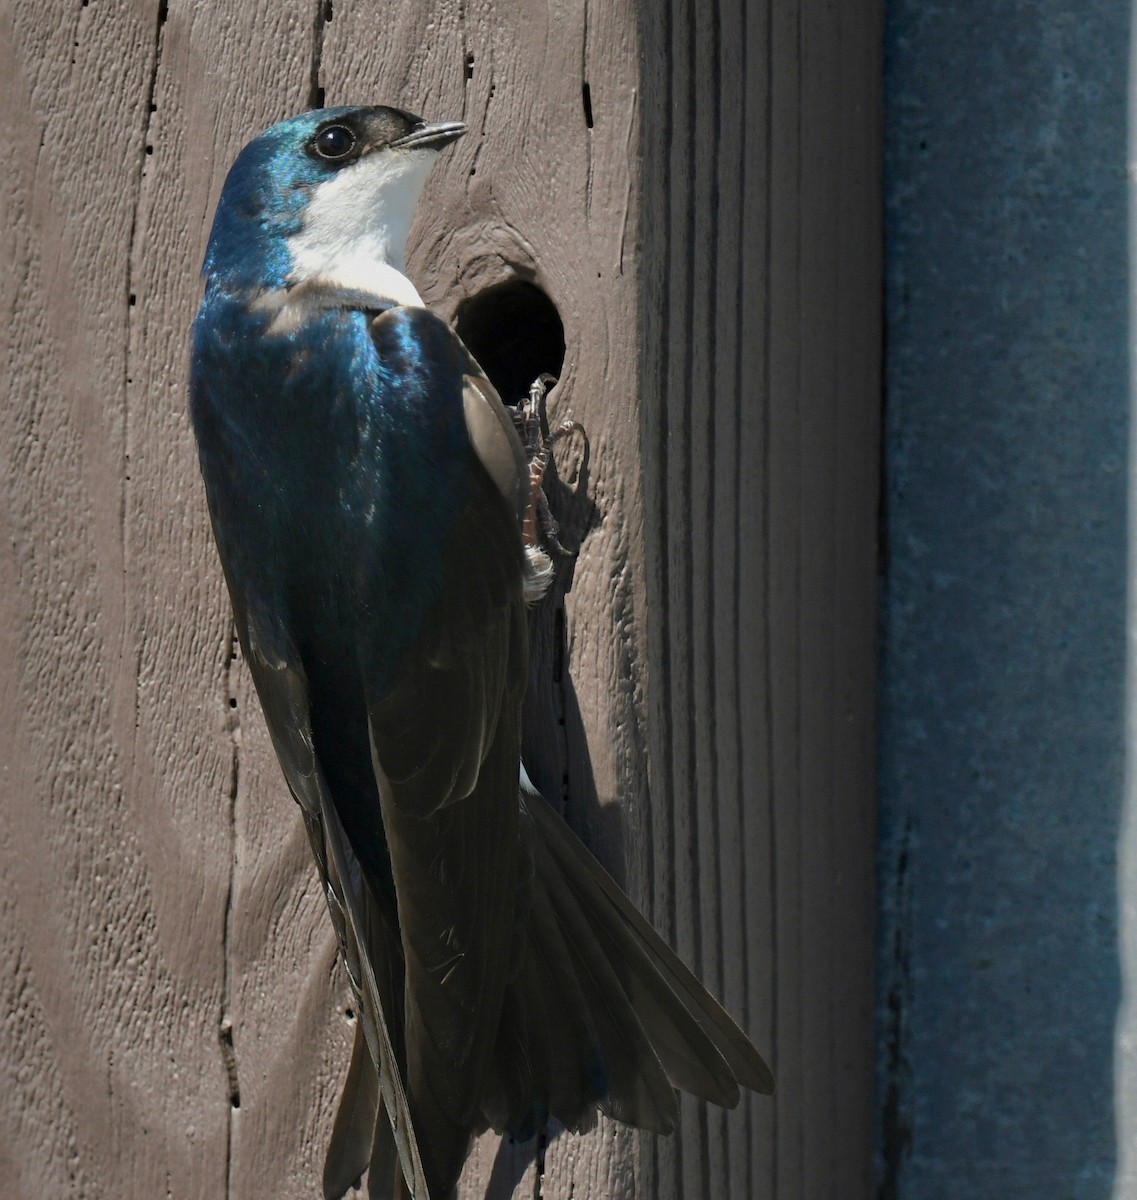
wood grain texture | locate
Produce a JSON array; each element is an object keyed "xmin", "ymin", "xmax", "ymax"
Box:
[
  {"xmin": 0, "ymin": 0, "xmax": 880, "ymax": 1196},
  {"xmin": 637, "ymin": 0, "xmax": 883, "ymax": 1196}
]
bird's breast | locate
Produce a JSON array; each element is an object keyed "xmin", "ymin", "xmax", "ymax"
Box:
[{"xmin": 191, "ymin": 294, "xmax": 478, "ymax": 690}]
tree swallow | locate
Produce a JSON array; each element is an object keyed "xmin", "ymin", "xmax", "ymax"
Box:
[{"xmin": 189, "ymin": 105, "xmax": 773, "ymax": 1200}]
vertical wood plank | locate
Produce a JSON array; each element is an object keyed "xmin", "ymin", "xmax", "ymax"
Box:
[
  {"xmin": 322, "ymin": 2, "xmax": 647, "ymax": 1194},
  {"xmin": 0, "ymin": 1, "xmax": 232, "ymax": 1196},
  {"xmin": 132, "ymin": 6, "xmax": 357, "ymax": 1198},
  {"xmin": 638, "ymin": 0, "xmax": 883, "ymax": 1196}
]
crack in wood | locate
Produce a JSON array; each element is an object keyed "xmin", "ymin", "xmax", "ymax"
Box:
[
  {"xmin": 459, "ymin": 0, "xmax": 469, "ymax": 119},
  {"xmin": 618, "ymin": 91, "xmax": 636, "ymax": 274},
  {"xmin": 219, "ymin": 624, "xmax": 242, "ymax": 1198},
  {"xmin": 582, "ymin": 0, "xmax": 594, "ymax": 213},
  {"xmin": 218, "ymin": 1016, "xmax": 241, "ymax": 1110},
  {"xmin": 467, "ymin": 62, "xmax": 494, "ymax": 183},
  {"xmin": 122, "ymin": 0, "xmax": 167, "ymax": 576},
  {"xmin": 308, "ymin": 0, "xmax": 329, "ymax": 110}
]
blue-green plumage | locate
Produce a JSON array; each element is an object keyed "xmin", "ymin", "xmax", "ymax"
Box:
[
  {"xmin": 192, "ymin": 294, "xmax": 492, "ymax": 905},
  {"xmin": 201, "ymin": 108, "xmax": 360, "ymax": 290},
  {"xmin": 191, "ymin": 295, "xmax": 476, "ymax": 698},
  {"xmin": 190, "ymin": 104, "xmax": 772, "ymax": 1200}
]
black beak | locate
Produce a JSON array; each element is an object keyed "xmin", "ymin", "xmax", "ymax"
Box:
[{"xmin": 389, "ymin": 120, "xmax": 467, "ymax": 152}]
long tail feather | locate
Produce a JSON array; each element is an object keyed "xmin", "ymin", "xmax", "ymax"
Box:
[
  {"xmin": 530, "ymin": 832, "xmax": 679, "ymax": 1132},
  {"xmin": 525, "ymin": 785, "xmax": 775, "ymax": 1097},
  {"xmin": 367, "ymin": 1102, "xmax": 398, "ymax": 1200},
  {"xmin": 320, "ymin": 800, "xmax": 431, "ymax": 1199},
  {"xmin": 482, "ymin": 780, "xmax": 774, "ymax": 1137},
  {"xmin": 324, "ymin": 1022, "xmax": 379, "ymax": 1200}
]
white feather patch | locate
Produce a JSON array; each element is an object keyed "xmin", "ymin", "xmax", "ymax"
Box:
[{"xmin": 285, "ymin": 147, "xmax": 435, "ymax": 308}]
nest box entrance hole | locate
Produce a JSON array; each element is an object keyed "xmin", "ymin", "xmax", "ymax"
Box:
[{"xmin": 455, "ymin": 281, "xmax": 566, "ymax": 406}]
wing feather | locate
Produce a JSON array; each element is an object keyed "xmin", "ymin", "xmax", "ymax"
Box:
[
  {"xmin": 362, "ymin": 474, "xmax": 528, "ymax": 1195},
  {"xmin": 356, "ymin": 309, "xmax": 531, "ymax": 1198},
  {"xmin": 234, "ymin": 608, "xmax": 430, "ymax": 1199}
]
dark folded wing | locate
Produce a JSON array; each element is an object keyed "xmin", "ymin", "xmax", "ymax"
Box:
[
  {"xmin": 359, "ymin": 308, "xmax": 532, "ymax": 1197},
  {"xmin": 230, "ymin": 601, "xmax": 431, "ymax": 1200}
]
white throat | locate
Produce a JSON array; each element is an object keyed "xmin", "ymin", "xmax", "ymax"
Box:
[{"xmin": 285, "ymin": 148, "xmax": 436, "ymax": 309}]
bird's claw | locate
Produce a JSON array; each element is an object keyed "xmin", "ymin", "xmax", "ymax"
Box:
[{"xmin": 513, "ymin": 374, "xmax": 586, "ymax": 604}]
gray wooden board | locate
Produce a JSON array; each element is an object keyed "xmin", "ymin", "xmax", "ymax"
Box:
[{"xmin": 0, "ymin": 0, "xmax": 880, "ymax": 1196}]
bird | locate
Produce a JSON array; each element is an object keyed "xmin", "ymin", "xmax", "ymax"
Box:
[{"xmin": 189, "ymin": 104, "xmax": 774, "ymax": 1200}]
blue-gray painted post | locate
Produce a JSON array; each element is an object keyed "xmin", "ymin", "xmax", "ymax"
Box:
[{"xmin": 879, "ymin": 3, "xmax": 1130, "ymax": 1196}]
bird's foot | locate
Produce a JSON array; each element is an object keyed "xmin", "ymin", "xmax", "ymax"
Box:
[{"xmin": 515, "ymin": 374, "xmax": 586, "ymax": 604}]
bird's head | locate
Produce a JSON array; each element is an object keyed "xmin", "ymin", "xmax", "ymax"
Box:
[{"xmin": 201, "ymin": 105, "xmax": 466, "ymax": 303}]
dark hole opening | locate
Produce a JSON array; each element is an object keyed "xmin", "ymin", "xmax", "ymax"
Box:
[
  {"xmin": 582, "ymin": 82, "xmax": 594, "ymax": 128},
  {"xmin": 455, "ymin": 281, "xmax": 565, "ymax": 406}
]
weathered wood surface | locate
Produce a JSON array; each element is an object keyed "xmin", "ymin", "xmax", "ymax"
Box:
[{"xmin": 0, "ymin": 0, "xmax": 881, "ymax": 1197}]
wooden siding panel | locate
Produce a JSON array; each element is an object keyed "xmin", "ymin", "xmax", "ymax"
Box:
[
  {"xmin": 639, "ymin": 0, "xmax": 882, "ymax": 1196},
  {"xmin": 321, "ymin": 3, "xmax": 648, "ymax": 1192},
  {"xmin": 0, "ymin": 2, "xmax": 230, "ymax": 1197},
  {"xmin": 0, "ymin": 0, "xmax": 880, "ymax": 1195},
  {"xmin": 137, "ymin": 9, "xmax": 353, "ymax": 1200}
]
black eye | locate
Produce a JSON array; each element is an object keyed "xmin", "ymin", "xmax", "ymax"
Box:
[{"xmin": 313, "ymin": 125, "xmax": 355, "ymax": 160}]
